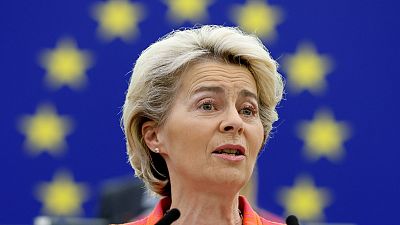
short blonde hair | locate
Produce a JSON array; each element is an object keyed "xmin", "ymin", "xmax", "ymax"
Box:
[{"xmin": 122, "ymin": 25, "xmax": 283, "ymax": 196}]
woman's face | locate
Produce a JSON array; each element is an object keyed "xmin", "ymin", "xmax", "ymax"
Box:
[{"xmin": 156, "ymin": 61, "xmax": 264, "ymax": 193}]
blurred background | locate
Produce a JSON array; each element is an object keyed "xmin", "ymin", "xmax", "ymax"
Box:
[{"xmin": 0, "ymin": 0, "xmax": 399, "ymax": 224}]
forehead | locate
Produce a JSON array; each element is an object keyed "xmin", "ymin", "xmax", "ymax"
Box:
[{"xmin": 179, "ymin": 60, "xmax": 258, "ymax": 95}]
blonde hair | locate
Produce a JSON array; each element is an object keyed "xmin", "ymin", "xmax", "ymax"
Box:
[{"xmin": 122, "ymin": 25, "xmax": 283, "ymax": 196}]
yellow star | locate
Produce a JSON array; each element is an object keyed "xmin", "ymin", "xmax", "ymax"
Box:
[
  {"xmin": 39, "ymin": 38, "xmax": 92, "ymax": 89},
  {"xmin": 297, "ymin": 109, "xmax": 351, "ymax": 162},
  {"xmin": 278, "ymin": 175, "xmax": 331, "ymax": 221},
  {"xmin": 231, "ymin": 0, "xmax": 283, "ymax": 40},
  {"xmin": 18, "ymin": 104, "xmax": 73, "ymax": 155},
  {"xmin": 164, "ymin": 0, "xmax": 212, "ymax": 23},
  {"xmin": 92, "ymin": 0, "xmax": 145, "ymax": 41},
  {"xmin": 282, "ymin": 42, "xmax": 333, "ymax": 94},
  {"xmin": 36, "ymin": 170, "xmax": 88, "ymax": 216}
]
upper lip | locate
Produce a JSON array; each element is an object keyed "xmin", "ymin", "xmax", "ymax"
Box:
[{"xmin": 213, "ymin": 144, "xmax": 246, "ymax": 155}]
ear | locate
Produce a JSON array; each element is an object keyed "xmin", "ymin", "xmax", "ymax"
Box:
[{"xmin": 142, "ymin": 120, "xmax": 160, "ymax": 151}]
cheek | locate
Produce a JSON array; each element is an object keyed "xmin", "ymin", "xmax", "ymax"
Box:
[
  {"xmin": 248, "ymin": 123, "xmax": 265, "ymax": 156},
  {"xmin": 163, "ymin": 116, "xmax": 216, "ymax": 156}
]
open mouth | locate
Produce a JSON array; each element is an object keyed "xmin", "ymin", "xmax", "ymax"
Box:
[
  {"xmin": 212, "ymin": 144, "xmax": 245, "ymax": 156},
  {"xmin": 212, "ymin": 149, "xmax": 243, "ymax": 156}
]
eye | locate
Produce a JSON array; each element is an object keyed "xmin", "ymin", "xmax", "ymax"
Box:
[
  {"xmin": 201, "ymin": 103, "xmax": 214, "ymax": 111},
  {"xmin": 239, "ymin": 105, "xmax": 257, "ymax": 117},
  {"xmin": 198, "ymin": 99, "xmax": 216, "ymax": 111}
]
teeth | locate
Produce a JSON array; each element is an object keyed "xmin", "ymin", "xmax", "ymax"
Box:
[
  {"xmin": 223, "ymin": 149, "xmax": 237, "ymax": 154},
  {"xmin": 216, "ymin": 149, "xmax": 240, "ymax": 155}
]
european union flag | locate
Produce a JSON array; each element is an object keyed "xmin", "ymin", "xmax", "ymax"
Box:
[{"xmin": 0, "ymin": 0, "xmax": 399, "ymax": 224}]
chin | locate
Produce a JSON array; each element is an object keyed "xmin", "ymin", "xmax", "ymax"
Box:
[{"xmin": 210, "ymin": 168, "xmax": 248, "ymax": 190}]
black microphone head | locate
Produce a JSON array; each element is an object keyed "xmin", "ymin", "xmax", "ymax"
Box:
[
  {"xmin": 285, "ymin": 215, "xmax": 299, "ymax": 225},
  {"xmin": 155, "ymin": 208, "xmax": 180, "ymax": 225},
  {"xmin": 166, "ymin": 208, "xmax": 180, "ymax": 220}
]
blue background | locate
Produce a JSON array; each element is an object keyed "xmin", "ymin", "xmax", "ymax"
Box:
[{"xmin": 0, "ymin": 0, "xmax": 399, "ymax": 224}]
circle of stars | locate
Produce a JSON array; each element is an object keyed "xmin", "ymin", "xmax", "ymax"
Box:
[{"xmin": 14, "ymin": 0, "xmax": 355, "ymax": 222}]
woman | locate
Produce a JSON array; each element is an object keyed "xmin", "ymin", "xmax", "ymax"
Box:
[{"xmin": 121, "ymin": 25, "xmax": 284, "ymax": 225}]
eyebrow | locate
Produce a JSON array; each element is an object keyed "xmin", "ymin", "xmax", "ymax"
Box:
[
  {"xmin": 239, "ymin": 89, "xmax": 258, "ymax": 101},
  {"xmin": 191, "ymin": 86, "xmax": 258, "ymax": 100},
  {"xmin": 192, "ymin": 86, "xmax": 225, "ymax": 95}
]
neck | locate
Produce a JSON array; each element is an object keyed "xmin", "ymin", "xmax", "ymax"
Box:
[{"xmin": 169, "ymin": 185, "xmax": 242, "ymax": 225}]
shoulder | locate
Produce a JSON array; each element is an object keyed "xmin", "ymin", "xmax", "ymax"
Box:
[
  {"xmin": 260, "ymin": 217, "xmax": 286, "ymax": 225},
  {"xmin": 110, "ymin": 217, "xmax": 148, "ymax": 225},
  {"xmin": 111, "ymin": 197, "xmax": 168, "ymax": 225}
]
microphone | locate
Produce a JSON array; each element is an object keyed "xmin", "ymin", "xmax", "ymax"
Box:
[
  {"xmin": 155, "ymin": 208, "xmax": 181, "ymax": 225},
  {"xmin": 285, "ymin": 215, "xmax": 300, "ymax": 225}
]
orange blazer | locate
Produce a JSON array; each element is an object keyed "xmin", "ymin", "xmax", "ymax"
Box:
[{"xmin": 113, "ymin": 196, "xmax": 284, "ymax": 225}]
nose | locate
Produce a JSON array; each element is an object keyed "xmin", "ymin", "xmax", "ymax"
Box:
[{"xmin": 219, "ymin": 106, "xmax": 244, "ymax": 135}]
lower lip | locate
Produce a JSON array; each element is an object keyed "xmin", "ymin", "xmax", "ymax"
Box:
[{"xmin": 212, "ymin": 153, "xmax": 245, "ymax": 161}]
